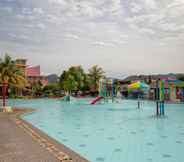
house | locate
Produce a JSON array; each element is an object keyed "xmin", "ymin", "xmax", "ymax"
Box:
[{"xmin": 26, "ymin": 65, "xmax": 48, "ymax": 86}]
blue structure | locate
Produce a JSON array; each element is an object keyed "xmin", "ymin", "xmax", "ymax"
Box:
[{"xmin": 156, "ymin": 79, "xmax": 165, "ymax": 116}]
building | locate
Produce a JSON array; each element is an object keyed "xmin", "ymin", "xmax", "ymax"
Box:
[
  {"xmin": 26, "ymin": 65, "xmax": 48, "ymax": 86},
  {"xmin": 15, "ymin": 59, "xmax": 27, "ymax": 76}
]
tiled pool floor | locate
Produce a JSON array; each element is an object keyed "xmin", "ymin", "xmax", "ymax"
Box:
[{"xmin": 9, "ymin": 99, "xmax": 184, "ymax": 162}]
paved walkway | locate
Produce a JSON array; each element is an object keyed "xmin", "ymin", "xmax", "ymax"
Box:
[{"xmin": 0, "ymin": 110, "xmax": 88, "ymax": 162}]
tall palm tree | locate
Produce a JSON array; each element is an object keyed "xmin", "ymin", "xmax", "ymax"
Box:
[
  {"xmin": 0, "ymin": 54, "xmax": 27, "ymax": 108},
  {"xmin": 88, "ymin": 65, "xmax": 105, "ymax": 93}
]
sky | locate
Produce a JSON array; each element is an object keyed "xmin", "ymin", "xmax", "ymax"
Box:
[{"xmin": 0, "ymin": 0, "xmax": 184, "ymax": 78}]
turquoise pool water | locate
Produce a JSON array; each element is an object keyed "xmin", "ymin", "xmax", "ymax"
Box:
[{"xmin": 9, "ymin": 98, "xmax": 184, "ymax": 162}]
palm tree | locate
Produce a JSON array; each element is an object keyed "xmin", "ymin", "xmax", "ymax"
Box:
[
  {"xmin": 0, "ymin": 54, "xmax": 27, "ymax": 109},
  {"xmin": 88, "ymin": 65, "xmax": 105, "ymax": 93}
]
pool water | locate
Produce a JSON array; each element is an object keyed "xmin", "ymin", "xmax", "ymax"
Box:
[{"xmin": 9, "ymin": 98, "xmax": 184, "ymax": 162}]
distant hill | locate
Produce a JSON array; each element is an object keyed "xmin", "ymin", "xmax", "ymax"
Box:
[
  {"xmin": 46, "ymin": 74, "xmax": 59, "ymax": 84},
  {"xmin": 123, "ymin": 73, "xmax": 184, "ymax": 82}
]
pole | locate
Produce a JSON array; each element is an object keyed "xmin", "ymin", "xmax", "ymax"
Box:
[
  {"xmin": 156, "ymin": 80, "xmax": 159, "ymax": 116},
  {"xmin": 2, "ymin": 83, "xmax": 8, "ymax": 107},
  {"xmin": 138, "ymin": 93, "xmax": 140, "ymax": 109}
]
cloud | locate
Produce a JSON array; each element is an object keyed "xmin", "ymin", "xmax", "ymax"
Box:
[
  {"xmin": 64, "ymin": 34, "xmax": 79, "ymax": 40},
  {"xmin": 0, "ymin": 0, "xmax": 184, "ymax": 75},
  {"xmin": 143, "ymin": 0, "xmax": 157, "ymax": 10},
  {"xmin": 111, "ymin": 39, "xmax": 127, "ymax": 45},
  {"xmin": 130, "ymin": 2, "xmax": 142, "ymax": 13},
  {"xmin": 37, "ymin": 23, "xmax": 46, "ymax": 30},
  {"xmin": 125, "ymin": 0, "xmax": 184, "ymax": 39},
  {"xmin": 48, "ymin": 0, "xmax": 123, "ymax": 19},
  {"xmin": 91, "ymin": 41, "xmax": 116, "ymax": 47},
  {"xmin": 33, "ymin": 8, "xmax": 44, "ymax": 15},
  {"xmin": 22, "ymin": 8, "xmax": 32, "ymax": 15},
  {"xmin": 0, "ymin": 7, "xmax": 13, "ymax": 13}
]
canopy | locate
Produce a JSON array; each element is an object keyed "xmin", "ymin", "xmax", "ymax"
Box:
[{"xmin": 128, "ymin": 81, "xmax": 150, "ymax": 91}]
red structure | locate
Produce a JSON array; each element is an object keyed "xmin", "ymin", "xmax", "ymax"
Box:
[
  {"xmin": 26, "ymin": 65, "xmax": 48, "ymax": 86},
  {"xmin": 26, "ymin": 65, "xmax": 41, "ymax": 77},
  {"xmin": 2, "ymin": 82, "xmax": 8, "ymax": 107}
]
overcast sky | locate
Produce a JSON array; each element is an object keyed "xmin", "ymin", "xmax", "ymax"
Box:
[{"xmin": 0, "ymin": 0, "xmax": 184, "ymax": 78}]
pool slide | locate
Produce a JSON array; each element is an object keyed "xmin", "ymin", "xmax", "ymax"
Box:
[{"xmin": 90, "ymin": 96, "xmax": 103, "ymax": 105}]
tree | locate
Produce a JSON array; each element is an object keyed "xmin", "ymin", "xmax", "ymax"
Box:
[
  {"xmin": 88, "ymin": 65, "xmax": 105, "ymax": 92},
  {"xmin": 59, "ymin": 66, "xmax": 89, "ymax": 94},
  {"xmin": 59, "ymin": 70, "xmax": 67, "ymax": 89},
  {"xmin": 43, "ymin": 83, "xmax": 61, "ymax": 97},
  {"xmin": 67, "ymin": 66, "xmax": 85, "ymax": 91},
  {"xmin": 0, "ymin": 54, "xmax": 27, "ymax": 108},
  {"xmin": 31, "ymin": 80, "xmax": 43, "ymax": 96},
  {"xmin": 178, "ymin": 75, "xmax": 184, "ymax": 81},
  {"xmin": 63, "ymin": 74, "xmax": 78, "ymax": 94}
]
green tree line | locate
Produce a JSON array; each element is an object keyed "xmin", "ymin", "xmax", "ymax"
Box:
[{"xmin": 0, "ymin": 54, "xmax": 105, "ymax": 98}]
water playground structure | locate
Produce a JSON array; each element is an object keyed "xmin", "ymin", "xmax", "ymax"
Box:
[
  {"xmin": 90, "ymin": 78, "xmax": 119, "ymax": 104},
  {"xmin": 61, "ymin": 92, "xmax": 76, "ymax": 102},
  {"xmin": 128, "ymin": 81, "xmax": 150, "ymax": 109},
  {"xmin": 154, "ymin": 79, "xmax": 184, "ymax": 116},
  {"xmin": 155, "ymin": 79, "xmax": 165, "ymax": 116}
]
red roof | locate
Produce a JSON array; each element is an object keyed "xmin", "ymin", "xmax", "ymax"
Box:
[{"xmin": 26, "ymin": 65, "xmax": 40, "ymax": 77}]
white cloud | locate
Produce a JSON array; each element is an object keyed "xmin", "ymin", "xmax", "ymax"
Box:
[
  {"xmin": 139, "ymin": 28, "xmax": 155, "ymax": 35},
  {"xmin": 143, "ymin": 0, "xmax": 157, "ymax": 10},
  {"xmin": 91, "ymin": 41, "xmax": 116, "ymax": 47},
  {"xmin": 22, "ymin": 8, "xmax": 32, "ymax": 15},
  {"xmin": 1, "ymin": 0, "xmax": 184, "ymax": 75},
  {"xmin": 111, "ymin": 39, "xmax": 127, "ymax": 45},
  {"xmin": 64, "ymin": 34, "xmax": 79, "ymax": 40},
  {"xmin": 37, "ymin": 23, "xmax": 45, "ymax": 30},
  {"xmin": 130, "ymin": 2, "xmax": 142, "ymax": 13},
  {"xmin": 120, "ymin": 34, "xmax": 128, "ymax": 39},
  {"xmin": 33, "ymin": 8, "xmax": 44, "ymax": 15},
  {"xmin": 48, "ymin": 0, "xmax": 123, "ymax": 19},
  {"xmin": 159, "ymin": 23, "xmax": 184, "ymax": 32},
  {"xmin": 0, "ymin": 7, "xmax": 13, "ymax": 13}
]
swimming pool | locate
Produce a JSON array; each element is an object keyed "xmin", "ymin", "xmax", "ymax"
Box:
[{"xmin": 9, "ymin": 98, "xmax": 184, "ymax": 162}]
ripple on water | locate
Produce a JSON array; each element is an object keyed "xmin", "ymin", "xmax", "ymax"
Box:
[
  {"xmin": 107, "ymin": 137, "xmax": 115, "ymax": 140},
  {"xmin": 79, "ymin": 144, "xmax": 86, "ymax": 148},
  {"xmin": 114, "ymin": 148, "xmax": 122, "ymax": 152},
  {"xmin": 162, "ymin": 154, "xmax": 172, "ymax": 158},
  {"xmin": 62, "ymin": 139, "xmax": 68, "ymax": 142},
  {"xmin": 146, "ymin": 142, "xmax": 154, "ymax": 146},
  {"xmin": 147, "ymin": 158, "xmax": 153, "ymax": 161},
  {"xmin": 160, "ymin": 135, "xmax": 168, "ymax": 139},
  {"xmin": 130, "ymin": 131, "xmax": 136, "ymax": 134},
  {"xmin": 83, "ymin": 134, "xmax": 89, "ymax": 137},
  {"xmin": 176, "ymin": 140, "xmax": 182, "ymax": 144},
  {"xmin": 96, "ymin": 157, "xmax": 105, "ymax": 161}
]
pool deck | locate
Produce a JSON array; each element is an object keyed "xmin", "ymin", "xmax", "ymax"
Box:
[{"xmin": 0, "ymin": 108, "xmax": 89, "ymax": 162}]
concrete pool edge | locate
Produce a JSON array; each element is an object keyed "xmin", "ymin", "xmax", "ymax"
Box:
[{"xmin": 11, "ymin": 108, "xmax": 90, "ymax": 162}]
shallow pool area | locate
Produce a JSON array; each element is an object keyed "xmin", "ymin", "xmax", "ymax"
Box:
[{"xmin": 9, "ymin": 98, "xmax": 184, "ymax": 162}]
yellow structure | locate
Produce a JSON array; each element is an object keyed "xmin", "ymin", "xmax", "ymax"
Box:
[{"xmin": 15, "ymin": 59, "xmax": 27, "ymax": 76}]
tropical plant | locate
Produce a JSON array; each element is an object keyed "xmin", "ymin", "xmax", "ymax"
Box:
[
  {"xmin": 67, "ymin": 66, "xmax": 85, "ymax": 90},
  {"xmin": 59, "ymin": 70, "xmax": 67, "ymax": 89},
  {"xmin": 43, "ymin": 83, "xmax": 61, "ymax": 96},
  {"xmin": 88, "ymin": 65, "xmax": 105, "ymax": 92},
  {"xmin": 178, "ymin": 75, "xmax": 184, "ymax": 81},
  {"xmin": 63, "ymin": 74, "xmax": 78, "ymax": 94},
  {"xmin": 0, "ymin": 54, "xmax": 27, "ymax": 107},
  {"xmin": 59, "ymin": 66, "xmax": 89, "ymax": 94},
  {"xmin": 31, "ymin": 80, "xmax": 43, "ymax": 96}
]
